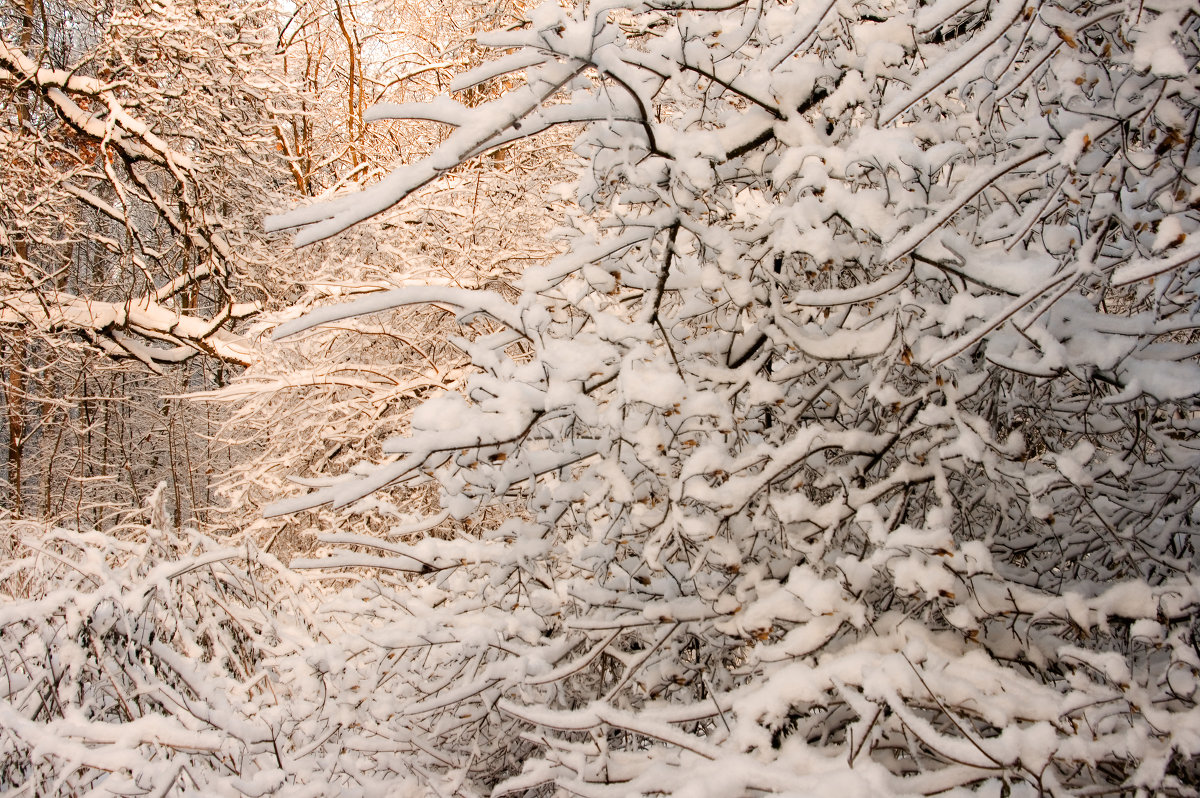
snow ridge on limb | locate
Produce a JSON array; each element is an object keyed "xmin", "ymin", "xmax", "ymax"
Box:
[
  {"xmin": 0, "ymin": 291, "xmax": 260, "ymax": 369},
  {"xmin": 265, "ymin": 0, "xmax": 1200, "ymax": 794},
  {"xmin": 264, "ymin": 57, "xmax": 586, "ymax": 245},
  {"xmin": 271, "ymin": 285, "xmax": 529, "ymax": 340}
]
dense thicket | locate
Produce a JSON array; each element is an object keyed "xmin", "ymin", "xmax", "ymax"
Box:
[
  {"xmin": 269, "ymin": 0, "xmax": 1200, "ymax": 793},
  {"xmin": 2, "ymin": 0, "xmax": 1199, "ymax": 795}
]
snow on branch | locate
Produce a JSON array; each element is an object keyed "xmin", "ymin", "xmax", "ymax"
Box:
[{"xmin": 0, "ymin": 290, "xmax": 259, "ymax": 368}]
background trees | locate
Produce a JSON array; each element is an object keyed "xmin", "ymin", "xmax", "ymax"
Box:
[
  {"xmin": 0, "ymin": 0, "xmax": 283, "ymax": 362},
  {"xmin": 0, "ymin": 1, "xmax": 575, "ymax": 792},
  {"xmin": 0, "ymin": 0, "xmax": 294, "ymax": 525}
]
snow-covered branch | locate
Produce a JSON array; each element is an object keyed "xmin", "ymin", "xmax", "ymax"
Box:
[{"xmin": 0, "ymin": 290, "xmax": 259, "ymax": 367}]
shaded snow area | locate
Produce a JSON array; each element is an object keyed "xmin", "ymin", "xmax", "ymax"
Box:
[{"xmin": 2, "ymin": 514, "xmax": 1198, "ymax": 796}]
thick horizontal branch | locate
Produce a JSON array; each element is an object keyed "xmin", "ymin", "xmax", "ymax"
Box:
[{"xmin": 0, "ymin": 290, "xmax": 259, "ymax": 367}]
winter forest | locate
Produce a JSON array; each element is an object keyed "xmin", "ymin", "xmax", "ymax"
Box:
[{"xmin": 1, "ymin": 0, "xmax": 1198, "ymax": 793}]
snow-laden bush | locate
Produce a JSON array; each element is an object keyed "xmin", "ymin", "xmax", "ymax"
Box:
[
  {"xmin": 260, "ymin": 0, "xmax": 1200, "ymax": 794},
  {"xmin": 0, "ymin": 493, "xmax": 336, "ymax": 795},
  {"xmin": 2, "ymin": 492, "xmax": 541, "ymax": 795}
]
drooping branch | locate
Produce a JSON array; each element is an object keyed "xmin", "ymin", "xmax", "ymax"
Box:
[{"xmin": 0, "ymin": 291, "xmax": 260, "ymax": 368}]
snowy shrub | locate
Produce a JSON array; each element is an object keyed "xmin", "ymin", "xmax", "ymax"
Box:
[
  {"xmin": 0, "ymin": 494, "xmax": 333, "ymax": 795},
  {"xmin": 265, "ymin": 0, "xmax": 1200, "ymax": 794},
  {"xmin": 2, "ymin": 491, "xmax": 545, "ymax": 795}
]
